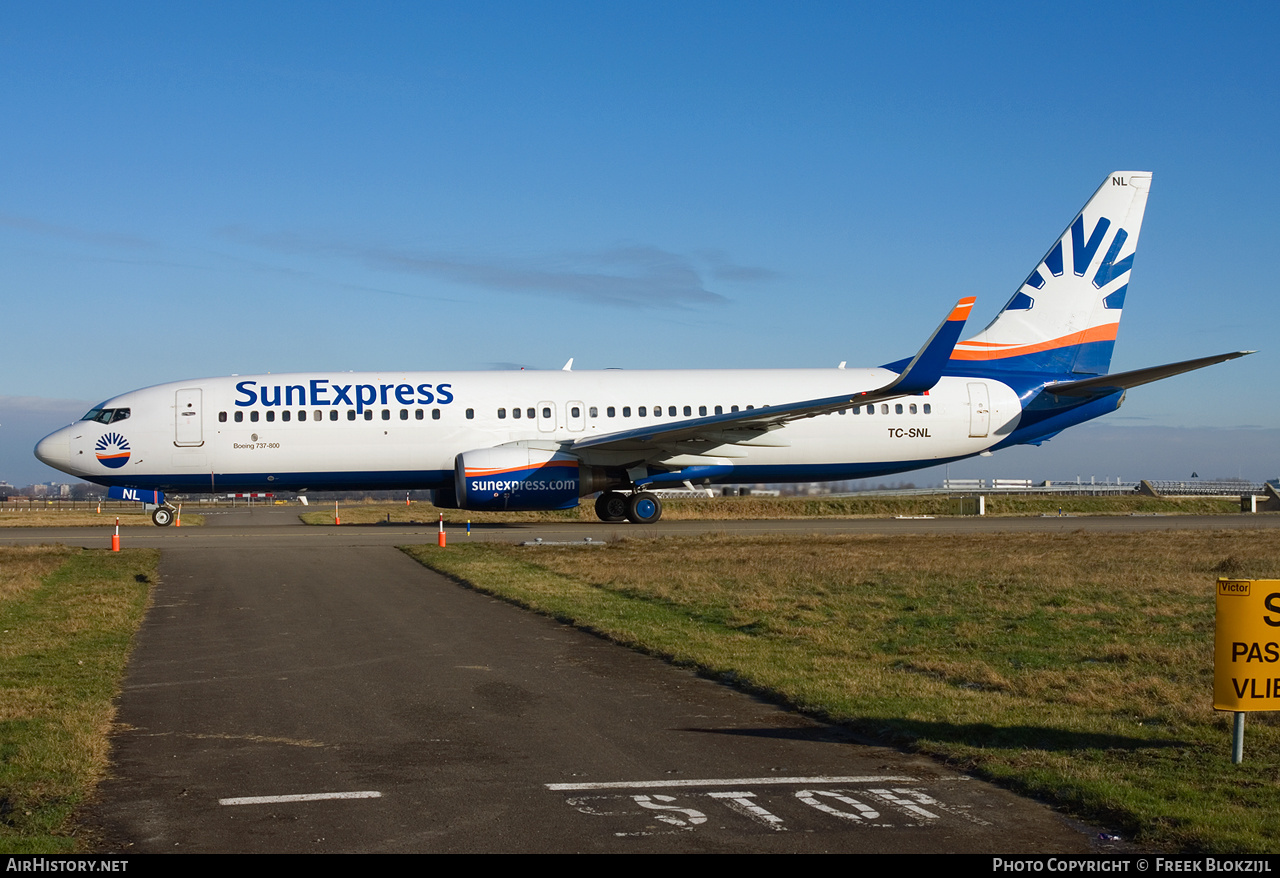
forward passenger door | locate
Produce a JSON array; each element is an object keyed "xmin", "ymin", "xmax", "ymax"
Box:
[{"xmin": 175, "ymin": 388, "xmax": 204, "ymax": 446}]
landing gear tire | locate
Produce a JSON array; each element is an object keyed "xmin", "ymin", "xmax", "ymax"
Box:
[
  {"xmin": 626, "ymin": 492, "xmax": 663, "ymax": 524},
  {"xmin": 152, "ymin": 507, "xmax": 174, "ymax": 527},
  {"xmin": 595, "ymin": 491, "xmax": 629, "ymax": 523}
]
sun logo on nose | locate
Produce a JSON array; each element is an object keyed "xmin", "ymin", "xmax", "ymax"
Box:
[{"xmin": 95, "ymin": 432, "xmax": 131, "ymax": 469}]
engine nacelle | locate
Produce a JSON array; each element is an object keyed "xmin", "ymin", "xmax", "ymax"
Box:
[
  {"xmin": 454, "ymin": 446, "xmax": 607, "ymax": 511},
  {"xmin": 429, "ymin": 484, "xmax": 460, "ymax": 509}
]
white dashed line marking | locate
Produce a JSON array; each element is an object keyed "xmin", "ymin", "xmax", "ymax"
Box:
[{"xmin": 219, "ymin": 790, "xmax": 382, "ymax": 805}]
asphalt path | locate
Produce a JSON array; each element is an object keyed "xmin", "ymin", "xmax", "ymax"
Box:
[{"xmin": 15, "ymin": 509, "xmax": 1264, "ymax": 852}]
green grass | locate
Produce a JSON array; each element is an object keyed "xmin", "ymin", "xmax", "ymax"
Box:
[
  {"xmin": 0, "ymin": 546, "xmax": 156, "ymax": 852},
  {"xmin": 405, "ymin": 530, "xmax": 1280, "ymax": 853}
]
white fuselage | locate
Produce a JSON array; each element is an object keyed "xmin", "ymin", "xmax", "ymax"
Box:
[{"xmin": 35, "ymin": 367, "xmax": 1022, "ymax": 494}]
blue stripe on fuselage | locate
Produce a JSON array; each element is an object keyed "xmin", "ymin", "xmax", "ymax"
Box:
[{"xmin": 78, "ymin": 470, "xmax": 457, "ymax": 494}]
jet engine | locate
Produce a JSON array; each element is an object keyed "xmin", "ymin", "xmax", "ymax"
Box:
[{"xmin": 447, "ymin": 446, "xmax": 610, "ymax": 511}]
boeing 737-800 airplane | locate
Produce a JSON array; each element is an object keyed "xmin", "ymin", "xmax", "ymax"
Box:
[{"xmin": 35, "ymin": 172, "xmax": 1250, "ymax": 525}]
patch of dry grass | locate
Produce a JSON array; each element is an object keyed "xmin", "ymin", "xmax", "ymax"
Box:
[
  {"xmin": 0, "ymin": 546, "xmax": 68, "ymax": 602},
  {"xmin": 303, "ymin": 494, "xmax": 1244, "ymax": 525},
  {"xmin": 0, "ymin": 510, "xmax": 204, "ymax": 527}
]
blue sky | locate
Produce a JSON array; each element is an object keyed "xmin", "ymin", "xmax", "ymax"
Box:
[{"xmin": 3, "ymin": 2, "xmax": 1277, "ymax": 486}]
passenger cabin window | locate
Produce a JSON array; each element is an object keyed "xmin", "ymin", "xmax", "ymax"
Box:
[
  {"xmin": 512, "ymin": 408, "xmax": 521, "ymax": 419},
  {"xmin": 348, "ymin": 410, "xmax": 356, "ymax": 421},
  {"xmin": 328, "ymin": 410, "xmax": 337, "ymax": 421},
  {"xmin": 235, "ymin": 411, "xmax": 244, "ymax": 423},
  {"xmin": 251, "ymin": 411, "xmax": 260, "ymax": 422},
  {"xmin": 607, "ymin": 407, "xmax": 616, "ymax": 417},
  {"xmin": 699, "ymin": 406, "xmax": 706, "ymax": 416},
  {"xmin": 541, "ymin": 407, "xmax": 551, "ymax": 419},
  {"xmin": 282, "ymin": 410, "xmax": 291, "ymax": 422},
  {"xmin": 715, "ymin": 406, "xmax": 723, "ymax": 415},
  {"xmin": 909, "ymin": 403, "xmax": 917, "ymax": 414},
  {"xmin": 588, "ymin": 406, "xmax": 597, "ymax": 418},
  {"xmin": 400, "ymin": 409, "xmax": 409, "ymax": 420},
  {"xmin": 433, "ymin": 409, "xmax": 441, "ymax": 420},
  {"xmin": 498, "ymin": 408, "xmax": 506, "ymax": 419},
  {"xmin": 895, "ymin": 404, "xmax": 903, "ymax": 414},
  {"xmin": 218, "ymin": 411, "xmax": 227, "ymax": 422},
  {"xmin": 639, "ymin": 406, "xmax": 647, "ymax": 417},
  {"xmin": 364, "ymin": 410, "xmax": 373, "ymax": 421},
  {"xmin": 622, "ymin": 406, "xmax": 631, "ymax": 417},
  {"xmin": 466, "ymin": 408, "xmax": 474, "ymax": 419},
  {"xmin": 923, "ymin": 403, "xmax": 932, "ymax": 414},
  {"xmin": 382, "ymin": 410, "xmax": 391, "ymax": 420},
  {"xmin": 526, "ymin": 408, "xmax": 535, "ymax": 419},
  {"xmin": 266, "ymin": 411, "xmax": 275, "ymax": 422}
]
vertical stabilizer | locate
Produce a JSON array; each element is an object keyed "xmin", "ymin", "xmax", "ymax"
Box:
[{"xmin": 951, "ymin": 171, "xmax": 1151, "ymax": 375}]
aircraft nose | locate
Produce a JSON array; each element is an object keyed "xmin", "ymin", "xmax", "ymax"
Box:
[{"xmin": 34, "ymin": 429, "xmax": 72, "ymax": 474}]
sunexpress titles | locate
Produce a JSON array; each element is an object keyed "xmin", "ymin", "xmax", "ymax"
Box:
[{"xmin": 234, "ymin": 379, "xmax": 455, "ymax": 415}]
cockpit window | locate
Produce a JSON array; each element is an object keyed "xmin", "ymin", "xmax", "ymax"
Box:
[{"xmin": 81, "ymin": 407, "xmax": 130, "ymax": 424}]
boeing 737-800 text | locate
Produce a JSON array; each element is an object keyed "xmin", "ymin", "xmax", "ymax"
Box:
[{"xmin": 35, "ymin": 172, "xmax": 1251, "ymax": 525}]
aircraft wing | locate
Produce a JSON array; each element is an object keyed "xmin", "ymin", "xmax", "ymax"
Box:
[
  {"xmin": 569, "ymin": 297, "xmax": 975, "ymax": 455},
  {"xmin": 1045, "ymin": 350, "xmax": 1255, "ymax": 397}
]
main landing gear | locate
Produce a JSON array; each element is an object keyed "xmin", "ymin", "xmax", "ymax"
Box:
[{"xmin": 594, "ymin": 490, "xmax": 663, "ymax": 524}]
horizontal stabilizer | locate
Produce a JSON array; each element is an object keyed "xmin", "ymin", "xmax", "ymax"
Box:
[{"xmin": 1046, "ymin": 351, "xmax": 1254, "ymax": 397}]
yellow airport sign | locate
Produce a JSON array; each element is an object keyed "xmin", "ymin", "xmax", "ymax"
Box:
[{"xmin": 1214, "ymin": 578, "xmax": 1280, "ymax": 711}]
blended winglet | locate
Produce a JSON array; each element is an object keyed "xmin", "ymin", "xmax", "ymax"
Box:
[{"xmin": 881, "ymin": 296, "xmax": 975, "ymax": 396}]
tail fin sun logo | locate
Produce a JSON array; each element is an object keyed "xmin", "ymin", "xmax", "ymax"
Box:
[
  {"xmin": 95, "ymin": 432, "xmax": 131, "ymax": 469},
  {"xmin": 1013, "ymin": 215, "xmax": 1133, "ymax": 312}
]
